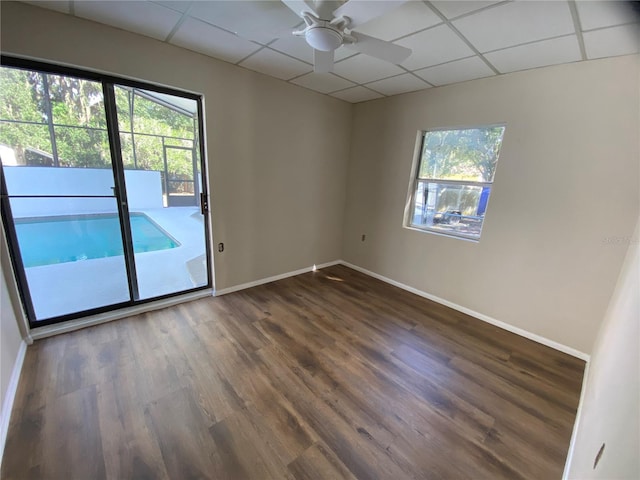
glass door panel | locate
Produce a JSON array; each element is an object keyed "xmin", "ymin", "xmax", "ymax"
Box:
[
  {"xmin": 1, "ymin": 61, "xmax": 211, "ymax": 326},
  {"xmin": 165, "ymin": 146, "xmax": 197, "ymax": 207},
  {"xmin": 8, "ymin": 198, "xmax": 130, "ymax": 319},
  {"xmin": 114, "ymin": 87, "xmax": 209, "ymax": 300},
  {"xmin": 0, "ymin": 66, "xmax": 131, "ymax": 323}
]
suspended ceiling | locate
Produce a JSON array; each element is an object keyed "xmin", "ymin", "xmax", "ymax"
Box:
[{"xmin": 17, "ymin": 0, "xmax": 640, "ymax": 103}]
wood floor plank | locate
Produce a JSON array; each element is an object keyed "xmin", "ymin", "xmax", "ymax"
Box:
[
  {"xmin": 287, "ymin": 442, "xmax": 357, "ymax": 480},
  {"xmin": 146, "ymin": 387, "xmax": 223, "ymax": 480},
  {"xmin": 96, "ymin": 371, "xmax": 169, "ymax": 480},
  {"xmin": 41, "ymin": 384, "xmax": 106, "ymax": 479},
  {"xmin": 1, "ymin": 265, "xmax": 584, "ymax": 480}
]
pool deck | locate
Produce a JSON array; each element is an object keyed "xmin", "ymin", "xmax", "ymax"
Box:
[{"xmin": 24, "ymin": 207, "xmax": 209, "ymax": 321}]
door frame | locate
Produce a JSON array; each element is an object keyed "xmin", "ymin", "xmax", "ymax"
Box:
[{"xmin": 0, "ymin": 55, "xmax": 213, "ymax": 328}]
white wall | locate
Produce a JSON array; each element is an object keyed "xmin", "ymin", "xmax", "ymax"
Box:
[
  {"xmin": 4, "ymin": 166, "xmax": 163, "ymax": 217},
  {"xmin": 566, "ymin": 218, "xmax": 639, "ymax": 479},
  {"xmin": 0, "ymin": 267, "xmax": 22, "ymax": 421},
  {"xmin": 0, "ymin": 1, "xmax": 352, "ymax": 291},
  {"xmin": 0, "ymin": 222, "xmax": 26, "ymax": 465},
  {"xmin": 343, "ymin": 55, "xmax": 639, "ymax": 355}
]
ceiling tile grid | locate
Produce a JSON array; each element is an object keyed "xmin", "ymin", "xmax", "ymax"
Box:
[
  {"xmin": 414, "ymin": 56, "xmax": 495, "ymax": 85},
  {"xmin": 583, "ymin": 23, "xmax": 640, "ymax": 59},
  {"xmin": 484, "ymin": 35, "xmax": 583, "ymax": 74},
  {"xmin": 170, "ymin": 17, "xmax": 262, "ymax": 64},
  {"xmin": 396, "ymin": 23, "xmax": 477, "ymax": 70},
  {"xmin": 333, "ymin": 54, "xmax": 406, "ymax": 84},
  {"xmin": 330, "ymin": 86, "xmax": 384, "ymax": 102},
  {"xmin": 74, "ymin": 1, "xmax": 183, "ymax": 41},
  {"xmin": 366, "ymin": 72, "xmax": 432, "ymax": 95},
  {"xmin": 239, "ymin": 48, "xmax": 313, "ymax": 80},
  {"xmin": 14, "ymin": 0, "xmax": 640, "ymax": 103},
  {"xmin": 290, "ymin": 72, "xmax": 356, "ymax": 94}
]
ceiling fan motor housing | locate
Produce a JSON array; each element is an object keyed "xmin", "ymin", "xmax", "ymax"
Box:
[{"xmin": 305, "ymin": 25, "xmax": 343, "ymax": 51}]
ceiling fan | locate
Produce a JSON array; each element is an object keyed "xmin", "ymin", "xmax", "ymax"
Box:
[{"xmin": 280, "ymin": 0, "xmax": 412, "ymax": 73}]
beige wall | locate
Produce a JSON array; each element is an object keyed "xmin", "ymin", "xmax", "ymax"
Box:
[
  {"xmin": 566, "ymin": 218, "xmax": 639, "ymax": 479},
  {"xmin": 1, "ymin": 3, "xmax": 638, "ymax": 358},
  {"xmin": 343, "ymin": 55, "xmax": 639, "ymax": 355},
  {"xmin": 0, "ymin": 1, "xmax": 352, "ymax": 291}
]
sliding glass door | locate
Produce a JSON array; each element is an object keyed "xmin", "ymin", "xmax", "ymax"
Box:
[
  {"xmin": 114, "ymin": 86, "xmax": 208, "ymax": 300},
  {"xmin": 0, "ymin": 58, "xmax": 211, "ymax": 327}
]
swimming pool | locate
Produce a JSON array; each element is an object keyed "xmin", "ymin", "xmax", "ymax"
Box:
[{"xmin": 15, "ymin": 213, "xmax": 180, "ymax": 268}]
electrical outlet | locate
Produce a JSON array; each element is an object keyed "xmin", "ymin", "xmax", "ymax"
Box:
[{"xmin": 218, "ymin": 243, "xmax": 224, "ymax": 252}]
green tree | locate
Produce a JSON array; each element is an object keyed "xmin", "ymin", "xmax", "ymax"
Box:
[
  {"xmin": 0, "ymin": 68, "xmax": 51, "ymax": 162},
  {"xmin": 1, "ymin": 67, "xmax": 198, "ymax": 184},
  {"xmin": 420, "ymin": 127, "xmax": 505, "ymax": 182}
]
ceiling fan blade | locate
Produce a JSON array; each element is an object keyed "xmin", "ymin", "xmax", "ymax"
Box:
[
  {"xmin": 332, "ymin": 0, "xmax": 408, "ymax": 29},
  {"xmin": 281, "ymin": 0, "xmax": 317, "ymax": 17},
  {"xmin": 314, "ymin": 0, "xmax": 343, "ymax": 19},
  {"xmin": 344, "ymin": 32, "xmax": 411, "ymax": 64},
  {"xmin": 314, "ymin": 49, "xmax": 335, "ymax": 73}
]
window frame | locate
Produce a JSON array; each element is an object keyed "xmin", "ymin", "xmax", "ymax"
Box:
[{"xmin": 404, "ymin": 124, "xmax": 506, "ymax": 242}]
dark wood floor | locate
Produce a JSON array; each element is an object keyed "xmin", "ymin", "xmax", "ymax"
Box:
[{"xmin": 1, "ymin": 265, "xmax": 585, "ymax": 480}]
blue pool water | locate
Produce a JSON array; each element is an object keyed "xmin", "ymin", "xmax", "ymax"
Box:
[{"xmin": 15, "ymin": 213, "xmax": 179, "ymax": 268}]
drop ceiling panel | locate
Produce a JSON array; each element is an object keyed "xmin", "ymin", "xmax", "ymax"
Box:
[
  {"xmin": 333, "ymin": 54, "xmax": 405, "ymax": 84},
  {"xmin": 583, "ymin": 24, "xmax": 640, "ymax": 59},
  {"xmin": 430, "ymin": 1, "xmax": 503, "ymax": 20},
  {"xmin": 14, "ymin": 0, "xmax": 640, "ymax": 104},
  {"xmin": 453, "ymin": 1, "xmax": 575, "ymax": 53},
  {"xmin": 269, "ymin": 36, "xmax": 355, "ymax": 64},
  {"xmin": 239, "ymin": 49, "xmax": 312, "ymax": 80},
  {"xmin": 290, "ymin": 72, "xmax": 356, "ymax": 94},
  {"xmin": 576, "ymin": 1, "xmax": 638, "ymax": 31},
  {"xmin": 189, "ymin": 1, "xmax": 301, "ymax": 43},
  {"xmin": 171, "ymin": 17, "xmax": 261, "ymax": 64},
  {"xmin": 397, "ymin": 24, "xmax": 475, "ymax": 70},
  {"xmin": 415, "ymin": 56, "xmax": 495, "ymax": 86},
  {"xmin": 74, "ymin": 1, "xmax": 182, "ymax": 41},
  {"xmin": 354, "ymin": 1, "xmax": 441, "ymax": 41},
  {"xmin": 366, "ymin": 73, "xmax": 431, "ymax": 96},
  {"xmin": 330, "ymin": 86, "xmax": 384, "ymax": 103},
  {"xmin": 485, "ymin": 35, "xmax": 582, "ymax": 74}
]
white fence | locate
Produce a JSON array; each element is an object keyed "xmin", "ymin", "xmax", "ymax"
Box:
[{"xmin": 3, "ymin": 166, "xmax": 164, "ymax": 217}]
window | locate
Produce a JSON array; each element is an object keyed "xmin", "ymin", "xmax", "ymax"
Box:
[{"xmin": 406, "ymin": 125, "xmax": 506, "ymax": 240}]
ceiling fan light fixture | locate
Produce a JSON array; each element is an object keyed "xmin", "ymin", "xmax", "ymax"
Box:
[{"xmin": 305, "ymin": 27, "xmax": 343, "ymax": 51}]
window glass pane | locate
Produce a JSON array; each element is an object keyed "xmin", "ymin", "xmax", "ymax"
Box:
[
  {"xmin": 119, "ymin": 132, "xmax": 135, "ymax": 169},
  {"xmin": 8, "ymin": 198, "xmax": 130, "ymax": 320},
  {"xmin": 47, "ymin": 74, "xmax": 106, "ymax": 129},
  {"xmin": 134, "ymin": 134, "xmax": 163, "ymax": 172},
  {"xmin": 419, "ymin": 126, "xmax": 505, "ymax": 182},
  {"xmin": 0, "ymin": 123, "xmax": 52, "ymax": 166},
  {"xmin": 411, "ymin": 182, "xmax": 491, "ymax": 238},
  {"xmin": 115, "ymin": 86, "xmax": 132, "ymax": 132},
  {"xmin": 168, "ymin": 180, "xmax": 194, "ymax": 195},
  {"xmin": 133, "ymin": 91, "xmax": 194, "ymax": 137},
  {"xmin": 0, "ymin": 68, "xmax": 47, "ymax": 123},
  {"xmin": 166, "ymin": 148, "xmax": 193, "ymax": 182},
  {"xmin": 163, "ymin": 137, "xmax": 193, "ymax": 148},
  {"xmin": 54, "ymin": 126, "xmax": 111, "ymax": 168}
]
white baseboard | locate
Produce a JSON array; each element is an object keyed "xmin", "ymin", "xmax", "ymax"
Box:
[
  {"xmin": 339, "ymin": 260, "xmax": 590, "ymax": 361},
  {"xmin": 562, "ymin": 360, "xmax": 591, "ymax": 479},
  {"xmin": 214, "ymin": 260, "xmax": 342, "ymax": 296},
  {"xmin": 0, "ymin": 339, "xmax": 27, "ymax": 469}
]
